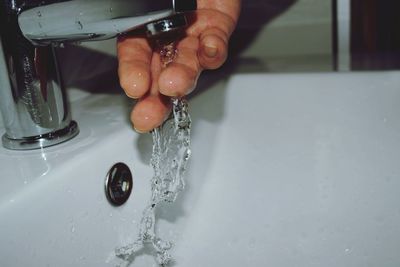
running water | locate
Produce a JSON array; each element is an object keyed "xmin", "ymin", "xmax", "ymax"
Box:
[{"xmin": 115, "ymin": 41, "xmax": 192, "ymax": 266}]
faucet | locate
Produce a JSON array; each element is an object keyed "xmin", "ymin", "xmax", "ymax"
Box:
[{"xmin": 0, "ymin": 0, "xmax": 196, "ymax": 150}]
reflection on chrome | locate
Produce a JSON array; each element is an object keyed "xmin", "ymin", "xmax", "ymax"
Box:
[{"xmin": 0, "ymin": 0, "xmax": 196, "ymax": 150}]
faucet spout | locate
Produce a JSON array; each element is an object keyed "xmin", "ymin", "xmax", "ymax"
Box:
[
  {"xmin": 18, "ymin": 0, "xmax": 195, "ymax": 45},
  {"xmin": 0, "ymin": 0, "xmax": 196, "ymax": 150}
]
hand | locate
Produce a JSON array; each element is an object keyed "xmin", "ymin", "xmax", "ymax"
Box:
[{"xmin": 117, "ymin": 0, "xmax": 241, "ymax": 132}]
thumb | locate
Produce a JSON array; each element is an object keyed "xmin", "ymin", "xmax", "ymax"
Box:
[{"xmin": 198, "ymin": 28, "xmax": 229, "ymax": 70}]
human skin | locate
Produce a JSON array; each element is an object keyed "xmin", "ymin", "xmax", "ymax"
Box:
[{"xmin": 117, "ymin": 0, "xmax": 241, "ymax": 132}]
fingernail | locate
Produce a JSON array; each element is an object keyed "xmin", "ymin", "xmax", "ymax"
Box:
[
  {"xmin": 133, "ymin": 126, "xmax": 147, "ymax": 134},
  {"xmin": 204, "ymin": 44, "xmax": 218, "ymax": 58},
  {"xmin": 125, "ymin": 91, "xmax": 140, "ymax": 99}
]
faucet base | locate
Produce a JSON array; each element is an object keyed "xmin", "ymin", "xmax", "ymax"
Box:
[{"xmin": 2, "ymin": 121, "xmax": 79, "ymax": 150}]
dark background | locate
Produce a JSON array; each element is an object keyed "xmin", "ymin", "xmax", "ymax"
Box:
[{"xmin": 349, "ymin": 0, "xmax": 400, "ymax": 70}]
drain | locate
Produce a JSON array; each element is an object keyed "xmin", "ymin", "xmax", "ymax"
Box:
[{"xmin": 105, "ymin": 163, "xmax": 133, "ymax": 206}]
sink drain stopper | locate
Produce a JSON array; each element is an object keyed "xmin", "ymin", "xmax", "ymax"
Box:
[{"xmin": 105, "ymin": 163, "xmax": 133, "ymax": 206}]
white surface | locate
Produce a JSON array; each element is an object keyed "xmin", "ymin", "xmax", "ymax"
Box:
[{"xmin": 1, "ymin": 72, "xmax": 400, "ymax": 266}]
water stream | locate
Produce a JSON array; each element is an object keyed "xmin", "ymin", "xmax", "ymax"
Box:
[{"xmin": 115, "ymin": 42, "xmax": 192, "ymax": 266}]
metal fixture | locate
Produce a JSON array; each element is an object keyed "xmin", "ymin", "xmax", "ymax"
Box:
[
  {"xmin": 0, "ymin": 0, "xmax": 196, "ymax": 150},
  {"xmin": 105, "ymin": 162, "xmax": 133, "ymax": 206}
]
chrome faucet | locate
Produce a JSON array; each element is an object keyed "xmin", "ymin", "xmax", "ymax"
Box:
[{"xmin": 0, "ymin": 0, "xmax": 196, "ymax": 150}]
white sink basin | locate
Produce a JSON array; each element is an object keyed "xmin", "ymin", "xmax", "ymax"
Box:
[{"xmin": 1, "ymin": 71, "xmax": 400, "ymax": 267}]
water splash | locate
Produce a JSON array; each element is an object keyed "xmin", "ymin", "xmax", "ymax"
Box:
[
  {"xmin": 159, "ymin": 42, "xmax": 178, "ymax": 67},
  {"xmin": 115, "ymin": 41, "xmax": 192, "ymax": 266}
]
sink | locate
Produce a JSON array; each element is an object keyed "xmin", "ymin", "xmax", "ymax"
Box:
[{"xmin": 1, "ymin": 71, "xmax": 400, "ymax": 267}]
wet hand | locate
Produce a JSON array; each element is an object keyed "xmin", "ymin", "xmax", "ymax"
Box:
[{"xmin": 117, "ymin": 0, "xmax": 241, "ymax": 133}]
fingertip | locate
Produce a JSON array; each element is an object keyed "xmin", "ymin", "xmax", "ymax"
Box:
[
  {"xmin": 118, "ymin": 61, "xmax": 150, "ymax": 99},
  {"xmin": 131, "ymin": 95, "xmax": 170, "ymax": 133},
  {"xmin": 159, "ymin": 65, "xmax": 198, "ymax": 97},
  {"xmin": 199, "ymin": 34, "xmax": 228, "ymax": 70}
]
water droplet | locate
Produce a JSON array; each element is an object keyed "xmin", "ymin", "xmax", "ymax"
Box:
[
  {"xmin": 184, "ymin": 149, "xmax": 191, "ymax": 161},
  {"xmin": 71, "ymin": 225, "xmax": 75, "ymax": 233},
  {"xmin": 75, "ymin": 20, "xmax": 83, "ymax": 30},
  {"xmin": 344, "ymin": 247, "xmax": 352, "ymax": 254}
]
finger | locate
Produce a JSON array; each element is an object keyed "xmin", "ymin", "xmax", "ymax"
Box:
[
  {"xmin": 197, "ymin": 0, "xmax": 241, "ymax": 25},
  {"xmin": 117, "ymin": 36, "xmax": 152, "ymax": 99},
  {"xmin": 198, "ymin": 27, "xmax": 228, "ymax": 70},
  {"xmin": 131, "ymin": 53, "xmax": 170, "ymax": 132},
  {"xmin": 158, "ymin": 36, "xmax": 202, "ymax": 97},
  {"xmin": 185, "ymin": 9, "xmax": 234, "ymax": 70},
  {"xmin": 130, "ymin": 94, "xmax": 170, "ymax": 133},
  {"xmin": 186, "ymin": 9, "xmax": 236, "ymax": 38}
]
